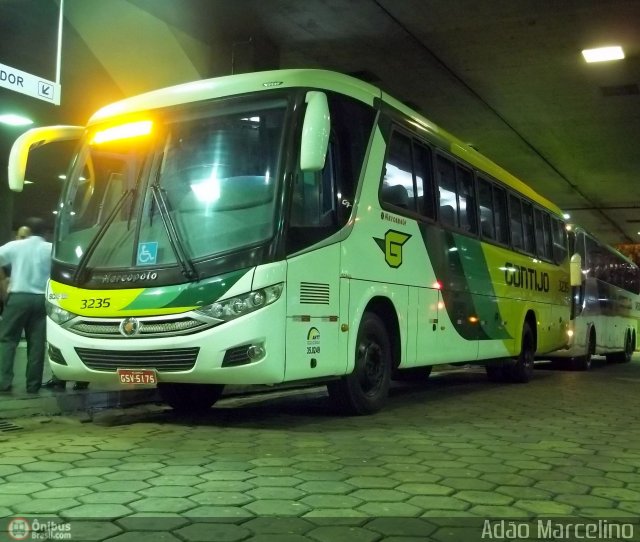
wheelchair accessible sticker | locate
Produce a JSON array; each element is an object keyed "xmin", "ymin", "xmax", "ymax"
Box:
[{"xmin": 137, "ymin": 242, "xmax": 158, "ymax": 265}]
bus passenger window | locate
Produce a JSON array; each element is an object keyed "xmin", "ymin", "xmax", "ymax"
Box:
[
  {"xmin": 457, "ymin": 166, "xmax": 477, "ymax": 234},
  {"xmin": 380, "ymin": 131, "xmax": 415, "ymax": 212},
  {"xmin": 552, "ymin": 218, "xmax": 568, "ymax": 263},
  {"xmin": 478, "ymin": 178, "xmax": 495, "ymax": 239},
  {"xmin": 542, "ymin": 213, "xmax": 553, "ymax": 260},
  {"xmin": 436, "ymin": 156, "xmax": 457, "ymax": 227},
  {"xmin": 493, "ymin": 186, "xmax": 509, "ymax": 245},
  {"xmin": 509, "ymin": 195, "xmax": 524, "ymax": 250},
  {"xmin": 534, "ymin": 209, "xmax": 546, "ymax": 259},
  {"xmin": 522, "ymin": 201, "xmax": 535, "ymax": 254},
  {"xmin": 414, "ymin": 143, "xmax": 435, "ymax": 220}
]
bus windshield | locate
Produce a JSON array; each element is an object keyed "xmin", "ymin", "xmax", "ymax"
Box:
[{"xmin": 55, "ymin": 96, "xmax": 288, "ymax": 272}]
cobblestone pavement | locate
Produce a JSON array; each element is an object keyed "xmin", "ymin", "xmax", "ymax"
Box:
[{"xmin": 1, "ymin": 356, "xmax": 640, "ymax": 541}]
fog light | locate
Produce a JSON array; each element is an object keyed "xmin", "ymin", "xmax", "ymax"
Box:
[{"xmin": 247, "ymin": 345, "xmax": 265, "ymax": 361}]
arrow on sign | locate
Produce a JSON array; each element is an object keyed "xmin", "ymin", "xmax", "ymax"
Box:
[{"xmin": 38, "ymin": 81, "xmax": 53, "ymax": 99}]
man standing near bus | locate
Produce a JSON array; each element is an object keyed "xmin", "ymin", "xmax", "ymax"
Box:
[{"xmin": 0, "ymin": 218, "xmax": 51, "ymax": 393}]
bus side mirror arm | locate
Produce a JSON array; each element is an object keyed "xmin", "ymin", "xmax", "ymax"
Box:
[
  {"xmin": 570, "ymin": 253, "xmax": 583, "ymax": 287},
  {"xmin": 8, "ymin": 125, "xmax": 84, "ymax": 192},
  {"xmin": 299, "ymin": 91, "xmax": 330, "ymax": 172}
]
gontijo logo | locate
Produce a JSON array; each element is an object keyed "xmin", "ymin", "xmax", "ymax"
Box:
[{"xmin": 374, "ymin": 229, "xmax": 412, "ymax": 268}]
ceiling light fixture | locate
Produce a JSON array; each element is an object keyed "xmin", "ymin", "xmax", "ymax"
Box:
[
  {"xmin": 0, "ymin": 114, "xmax": 33, "ymax": 126},
  {"xmin": 582, "ymin": 46, "xmax": 625, "ymax": 63}
]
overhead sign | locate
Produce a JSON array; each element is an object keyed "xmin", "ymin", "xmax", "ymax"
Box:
[{"xmin": 0, "ymin": 61, "xmax": 60, "ymax": 105}]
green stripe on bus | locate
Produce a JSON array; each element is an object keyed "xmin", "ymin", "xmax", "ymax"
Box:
[
  {"xmin": 420, "ymin": 225, "xmax": 510, "ymax": 341},
  {"xmin": 124, "ymin": 269, "xmax": 248, "ymax": 310}
]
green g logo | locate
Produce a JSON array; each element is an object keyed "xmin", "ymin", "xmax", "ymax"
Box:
[{"xmin": 374, "ymin": 230, "xmax": 412, "ymax": 268}]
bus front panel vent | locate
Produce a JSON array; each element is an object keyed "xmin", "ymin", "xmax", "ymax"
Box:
[
  {"xmin": 48, "ymin": 344, "xmax": 67, "ymax": 366},
  {"xmin": 300, "ymin": 282, "xmax": 330, "ymax": 305},
  {"xmin": 222, "ymin": 345, "xmax": 253, "ymax": 367}
]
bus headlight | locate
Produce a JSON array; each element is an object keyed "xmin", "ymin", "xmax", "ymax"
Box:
[
  {"xmin": 196, "ymin": 283, "xmax": 283, "ymax": 322},
  {"xmin": 45, "ymin": 301, "xmax": 77, "ymax": 324}
]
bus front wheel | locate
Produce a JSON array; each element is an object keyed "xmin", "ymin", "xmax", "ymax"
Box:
[
  {"xmin": 158, "ymin": 383, "xmax": 225, "ymax": 413},
  {"xmin": 327, "ymin": 312, "xmax": 392, "ymax": 415}
]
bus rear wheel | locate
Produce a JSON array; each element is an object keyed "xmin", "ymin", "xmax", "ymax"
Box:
[
  {"xmin": 506, "ymin": 322, "xmax": 535, "ymax": 383},
  {"xmin": 158, "ymin": 383, "xmax": 225, "ymax": 413},
  {"xmin": 606, "ymin": 331, "xmax": 633, "ymax": 364},
  {"xmin": 327, "ymin": 312, "xmax": 392, "ymax": 415}
]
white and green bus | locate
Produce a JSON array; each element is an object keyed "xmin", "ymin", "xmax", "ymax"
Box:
[
  {"xmin": 550, "ymin": 226, "xmax": 639, "ymax": 370},
  {"xmin": 9, "ymin": 69, "xmax": 575, "ymax": 414}
]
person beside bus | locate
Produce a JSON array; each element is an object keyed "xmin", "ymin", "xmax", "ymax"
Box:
[
  {"xmin": 0, "ymin": 225, "xmax": 31, "ymax": 316},
  {"xmin": 0, "ymin": 218, "xmax": 51, "ymax": 393}
]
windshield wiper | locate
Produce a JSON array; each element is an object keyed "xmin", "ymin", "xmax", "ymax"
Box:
[
  {"xmin": 73, "ymin": 189, "xmax": 135, "ymax": 284},
  {"xmin": 149, "ymin": 183, "xmax": 198, "ymax": 281}
]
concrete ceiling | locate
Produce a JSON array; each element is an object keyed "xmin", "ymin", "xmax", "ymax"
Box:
[{"xmin": 1, "ymin": 0, "xmax": 639, "ymax": 245}]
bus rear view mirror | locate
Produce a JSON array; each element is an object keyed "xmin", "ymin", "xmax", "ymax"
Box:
[
  {"xmin": 570, "ymin": 253, "xmax": 583, "ymax": 286},
  {"xmin": 300, "ymin": 91, "xmax": 330, "ymax": 171},
  {"xmin": 8, "ymin": 125, "xmax": 83, "ymax": 192}
]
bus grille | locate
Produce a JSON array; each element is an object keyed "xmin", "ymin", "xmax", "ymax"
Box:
[
  {"xmin": 75, "ymin": 347, "xmax": 199, "ymax": 372},
  {"xmin": 69, "ymin": 317, "xmax": 210, "ymax": 338}
]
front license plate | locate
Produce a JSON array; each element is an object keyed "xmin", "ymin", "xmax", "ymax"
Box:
[{"xmin": 117, "ymin": 369, "xmax": 157, "ymax": 385}]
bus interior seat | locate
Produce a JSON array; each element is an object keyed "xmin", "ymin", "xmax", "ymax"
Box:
[{"xmin": 382, "ymin": 184, "xmax": 409, "ymax": 209}]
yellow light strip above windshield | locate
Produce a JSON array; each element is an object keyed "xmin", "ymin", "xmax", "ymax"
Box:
[{"xmin": 91, "ymin": 120, "xmax": 153, "ymax": 144}]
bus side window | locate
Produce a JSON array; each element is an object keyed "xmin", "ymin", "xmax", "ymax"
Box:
[
  {"xmin": 436, "ymin": 156, "xmax": 457, "ymax": 228},
  {"xmin": 509, "ymin": 194, "xmax": 524, "ymax": 250},
  {"xmin": 380, "ymin": 131, "xmax": 415, "ymax": 212},
  {"xmin": 542, "ymin": 212, "xmax": 553, "ymax": 261},
  {"xmin": 457, "ymin": 165, "xmax": 477, "ymax": 234},
  {"xmin": 552, "ymin": 218, "xmax": 568, "ymax": 263},
  {"xmin": 478, "ymin": 177, "xmax": 495, "ymax": 239},
  {"xmin": 493, "ymin": 186, "xmax": 509, "ymax": 245},
  {"xmin": 522, "ymin": 201, "xmax": 535, "ymax": 254},
  {"xmin": 287, "ymin": 91, "xmax": 376, "ymax": 254},
  {"xmin": 414, "ymin": 142, "xmax": 435, "ymax": 220},
  {"xmin": 534, "ymin": 208, "xmax": 546, "ymax": 259}
]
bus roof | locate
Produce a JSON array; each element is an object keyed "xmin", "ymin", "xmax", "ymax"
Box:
[
  {"xmin": 88, "ymin": 69, "xmax": 381, "ymax": 124},
  {"xmin": 89, "ymin": 68, "xmax": 561, "ymax": 216}
]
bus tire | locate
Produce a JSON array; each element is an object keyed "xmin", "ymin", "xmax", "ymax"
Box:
[
  {"xmin": 327, "ymin": 312, "xmax": 391, "ymax": 415},
  {"xmin": 572, "ymin": 331, "xmax": 595, "ymax": 371},
  {"xmin": 606, "ymin": 331, "xmax": 633, "ymax": 364},
  {"xmin": 158, "ymin": 383, "xmax": 225, "ymax": 413},
  {"xmin": 507, "ymin": 322, "xmax": 535, "ymax": 383}
]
